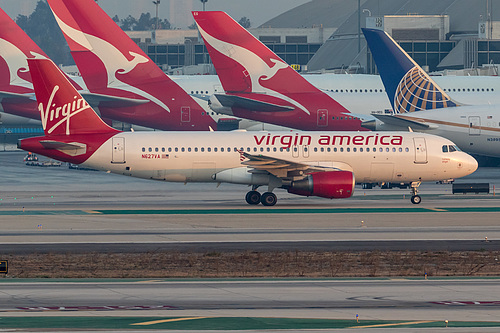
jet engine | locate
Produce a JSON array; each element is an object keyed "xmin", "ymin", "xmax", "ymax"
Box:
[{"xmin": 287, "ymin": 171, "xmax": 355, "ymax": 199}]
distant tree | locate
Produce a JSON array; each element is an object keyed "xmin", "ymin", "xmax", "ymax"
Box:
[
  {"xmin": 135, "ymin": 12, "xmax": 154, "ymax": 30},
  {"xmin": 188, "ymin": 22, "xmax": 197, "ymax": 30},
  {"xmin": 238, "ymin": 16, "xmax": 251, "ymax": 28},
  {"xmin": 15, "ymin": 1, "xmax": 72, "ymax": 65},
  {"xmin": 120, "ymin": 15, "xmax": 137, "ymax": 31},
  {"xmin": 112, "ymin": 15, "xmax": 120, "ymax": 24},
  {"xmin": 159, "ymin": 18, "xmax": 171, "ymax": 30}
]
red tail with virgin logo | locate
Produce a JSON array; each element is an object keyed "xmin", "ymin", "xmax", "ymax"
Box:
[
  {"xmin": 18, "ymin": 59, "xmax": 119, "ymax": 164},
  {"xmin": 47, "ymin": 0, "xmax": 217, "ymax": 131},
  {"xmin": 193, "ymin": 11, "xmax": 366, "ymax": 131}
]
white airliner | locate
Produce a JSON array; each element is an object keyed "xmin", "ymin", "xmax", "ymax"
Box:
[
  {"xmin": 18, "ymin": 58, "xmax": 478, "ymax": 205},
  {"xmin": 363, "ymin": 28, "xmax": 500, "ymax": 158}
]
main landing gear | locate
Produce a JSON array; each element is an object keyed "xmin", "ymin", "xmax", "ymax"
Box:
[
  {"xmin": 245, "ymin": 190, "xmax": 277, "ymax": 206},
  {"xmin": 410, "ymin": 181, "xmax": 422, "ymax": 204}
]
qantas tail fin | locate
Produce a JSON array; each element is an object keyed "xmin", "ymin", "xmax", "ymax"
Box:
[
  {"xmin": 0, "ymin": 7, "xmax": 48, "ymax": 93},
  {"xmin": 28, "ymin": 58, "xmax": 117, "ymax": 136},
  {"xmin": 47, "ymin": 0, "xmax": 215, "ymax": 131},
  {"xmin": 362, "ymin": 28, "xmax": 459, "ymax": 114},
  {"xmin": 193, "ymin": 11, "xmax": 321, "ymax": 95}
]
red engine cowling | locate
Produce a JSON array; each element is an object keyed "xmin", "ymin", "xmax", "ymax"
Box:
[{"xmin": 287, "ymin": 171, "xmax": 355, "ymax": 199}]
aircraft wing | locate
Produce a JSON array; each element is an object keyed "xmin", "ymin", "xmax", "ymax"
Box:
[
  {"xmin": 240, "ymin": 151, "xmax": 349, "ymax": 180},
  {"xmin": 373, "ymin": 114, "xmax": 436, "ymax": 130}
]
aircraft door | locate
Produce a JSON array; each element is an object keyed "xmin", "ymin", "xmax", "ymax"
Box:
[
  {"xmin": 181, "ymin": 107, "xmax": 191, "ymax": 123},
  {"xmin": 413, "ymin": 137, "xmax": 427, "ymax": 164},
  {"xmin": 317, "ymin": 109, "xmax": 328, "ymax": 127},
  {"xmin": 112, "ymin": 137, "xmax": 125, "ymax": 164},
  {"xmin": 469, "ymin": 116, "xmax": 481, "ymax": 135}
]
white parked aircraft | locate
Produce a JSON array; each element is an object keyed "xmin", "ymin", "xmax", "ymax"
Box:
[
  {"xmin": 18, "ymin": 58, "xmax": 478, "ymax": 205},
  {"xmin": 363, "ymin": 28, "xmax": 500, "ymax": 158}
]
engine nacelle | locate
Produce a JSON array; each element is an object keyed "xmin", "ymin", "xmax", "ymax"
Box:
[{"xmin": 287, "ymin": 171, "xmax": 355, "ymax": 199}]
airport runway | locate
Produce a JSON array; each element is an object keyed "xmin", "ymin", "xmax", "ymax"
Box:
[
  {"xmin": 2, "ymin": 151, "xmax": 500, "ymax": 331},
  {"xmin": 1, "ymin": 150, "xmax": 500, "ymax": 252},
  {"xmin": 1, "ymin": 278, "xmax": 500, "ymax": 331}
]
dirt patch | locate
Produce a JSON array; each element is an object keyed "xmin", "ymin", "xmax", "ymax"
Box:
[{"xmin": 2, "ymin": 250, "xmax": 500, "ymax": 279}]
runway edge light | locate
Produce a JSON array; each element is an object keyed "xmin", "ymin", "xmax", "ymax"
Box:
[{"xmin": 0, "ymin": 260, "xmax": 7, "ymax": 274}]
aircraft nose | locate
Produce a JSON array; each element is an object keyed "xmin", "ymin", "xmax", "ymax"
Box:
[{"xmin": 461, "ymin": 153, "xmax": 478, "ymax": 175}]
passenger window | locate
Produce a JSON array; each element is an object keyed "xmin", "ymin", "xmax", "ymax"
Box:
[
  {"xmin": 195, "ymin": 147, "xmax": 198, "ymax": 152},
  {"xmin": 379, "ymin": 148, "xmax": 383, "ymax": 152},
  {"xmin": 327, "ymin": 147, "xmax": 331, "ymax": 152},
  {"xmin": 386, "ymin": 148, "xmax": 389, "ymax": 152},
  {"xmin": 208, "ymin": 147, "xmax": 211, "ymax": 152},
  {"xmin": 340, "ymin": 148, "xmax": 344, "ymax": 152},
  {"xmin": 353, "ymin": 148, "xmax": 357, "ymax": 152},
  {"xmin": 188, "ymin": 147, "xmax": 191, "ymax": 152},
  {"xmin": 247, "ymin": 147, "xmax": 251, "ymax": 152},
  {"xmin": 254, "ymin": 147, "xmax": 257, "ymax": 152},
  {"xmin": 399, "ymin": 147, "xmax": 402, "ymax": 152},
  {"xmin": 214, "ymin": 148, "xmax": 218, "ymax": 152},
  {"xmin": 320, "ymin": 147, "xmax": 324, "ymax": 152},
  {"xmin": 142, "ymin": 147, "xmax": 145, "ymax": 152},
  {"xmin": 148, "ymin": 147, "xmax": 152, "ymax": 152},
  {"xmin": 168, "ymin": 147, "xmax": 172, "ymax": 152},
  {"xmin": 201, "ymin": 147, "xmax": 205, "ymax": 152},
  {"xmin": 266, "ymin": 147, "xmax": 270, "ymax": 152},
  {"xmin": 360, "ymin": 148, "xmax": 364, "ymax": 152},
  {"xmin": 221, "ymin": 147, "xmax": 224, "ymax": 152},
  {"xmin": 392, "ymin": 148, "xmax": 396, "ymax": 152},
  {"xmin": 162, "ymin": 147, "xmax": 165, "ymax": 152},
  {"xmin": 405, "ymin": 147, "xmax": 409, "ymax": 152},
  {"xmin": 334, "ymin": 147, "xmax": 337, "ymax": 152},
  {"xmin": 347, "ymin": 148, "xmax": 350, "ymax": 152}
]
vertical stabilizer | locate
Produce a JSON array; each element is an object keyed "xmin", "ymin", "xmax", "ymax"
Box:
[
  {"xmin": 362, "ymin": 28, "xmax": 458, "ymax": 113},
  {"xmin": 28, "ymin": 58, "xmax": 117, "ymax": 136}
]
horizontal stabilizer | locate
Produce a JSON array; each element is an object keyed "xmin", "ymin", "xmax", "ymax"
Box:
[
  {"xmin": 0, "ymin": 91, "xmax": 34, "ymax": 104},
  {"xmin": 40, "ymin": 140, "xmax": 87, "ymax": 150},
  {"xmin": 373, "ymin": 114, "xmax": 434, "ymax": 130},
  {"xmin": 215, "ymin": 94, "xmax": 294, "ymax": 112},
  {"xmin": 80, "ymin": 92, "xmax": 149, "ymax": 108},
  {"xmin": 40, "ymin": 140, "xmax": 87, "ymax": 157}
]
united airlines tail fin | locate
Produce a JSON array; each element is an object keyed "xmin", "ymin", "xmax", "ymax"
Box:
[
  {"xmin": 47, "ymin": 0, "xmax": 217, "ymax": 131},
  {"xmin": 362, "ymin": 28, "xmax": 459, "ymax": 114}
]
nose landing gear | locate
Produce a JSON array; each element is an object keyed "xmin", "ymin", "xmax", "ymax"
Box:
[{"xmin": 410, "ymin": 181, "xmax": 422, "ymax": 204}]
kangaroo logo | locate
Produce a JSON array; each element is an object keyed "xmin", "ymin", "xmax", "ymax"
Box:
[
  {"xmin": 197, "ymin": 23, "xmax": 311, "ymax": 115},
  {"xmin": 0, "ymin": 37, "xmax": 46, "ymax": 90},
  {"xmin": 40, "ymin": 85, "xmax": 90, "ymax": 135},
  {"xmin": 394, "ymin": 66, "xmax": 458, "ymax": 113},
  {"xmin": 52, "ymin": 11, "xmax": 170, "ymax": 112}
]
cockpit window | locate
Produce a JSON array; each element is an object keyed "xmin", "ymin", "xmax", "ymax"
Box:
[
  {"xmin": 448, "ymin": 145, "xmax": 456, "ymax": 152},
  {"xmin": 442, "ymin": 145, "xmax": 448, "ymax": 153},
  {"xmin": 449, "ymin": 145, "xmax": 460, "ymax": 152}
]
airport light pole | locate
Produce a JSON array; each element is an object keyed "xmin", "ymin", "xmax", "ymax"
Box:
[
  {"xmin": 200, "ymin": 0, "xmax": 208, "ymax": 11},
  {"xmin": 153, "ymin": 0, "xmax": 160, "ymax": 30}
]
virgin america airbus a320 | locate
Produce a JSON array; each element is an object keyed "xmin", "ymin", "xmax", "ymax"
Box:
[{"xmin": 18, "ymin": 59, "xmax": 477, "ymax": 206}]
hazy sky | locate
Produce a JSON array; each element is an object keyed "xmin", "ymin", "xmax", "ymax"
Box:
[{"xmin": 0, "ymin": 0, "xmax": 311, "ymax": 28}]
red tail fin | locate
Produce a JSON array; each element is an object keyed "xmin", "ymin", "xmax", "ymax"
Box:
[
  {"xmin": 47, "ymin": 0, "xmax": 217, "ymax": 131},
  {"xmin": 28, "ymin": 58, "xmax": 117, "ymax": 136},
  {"xmin": 193, "ymin": 11, "xmax": 321, "ymax": 95}
]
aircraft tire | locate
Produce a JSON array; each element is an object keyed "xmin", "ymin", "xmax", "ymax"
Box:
[
  {"xmin": 245, "ymin": 191, "xmax": 261, "ymax": 205},
  {"xmin": 261, "ymin": 192, "xmax": 277, "ymax": 206},
  {"xmin": 411, "ymin": 195, "xmax": 422, "ymax": 204}
]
